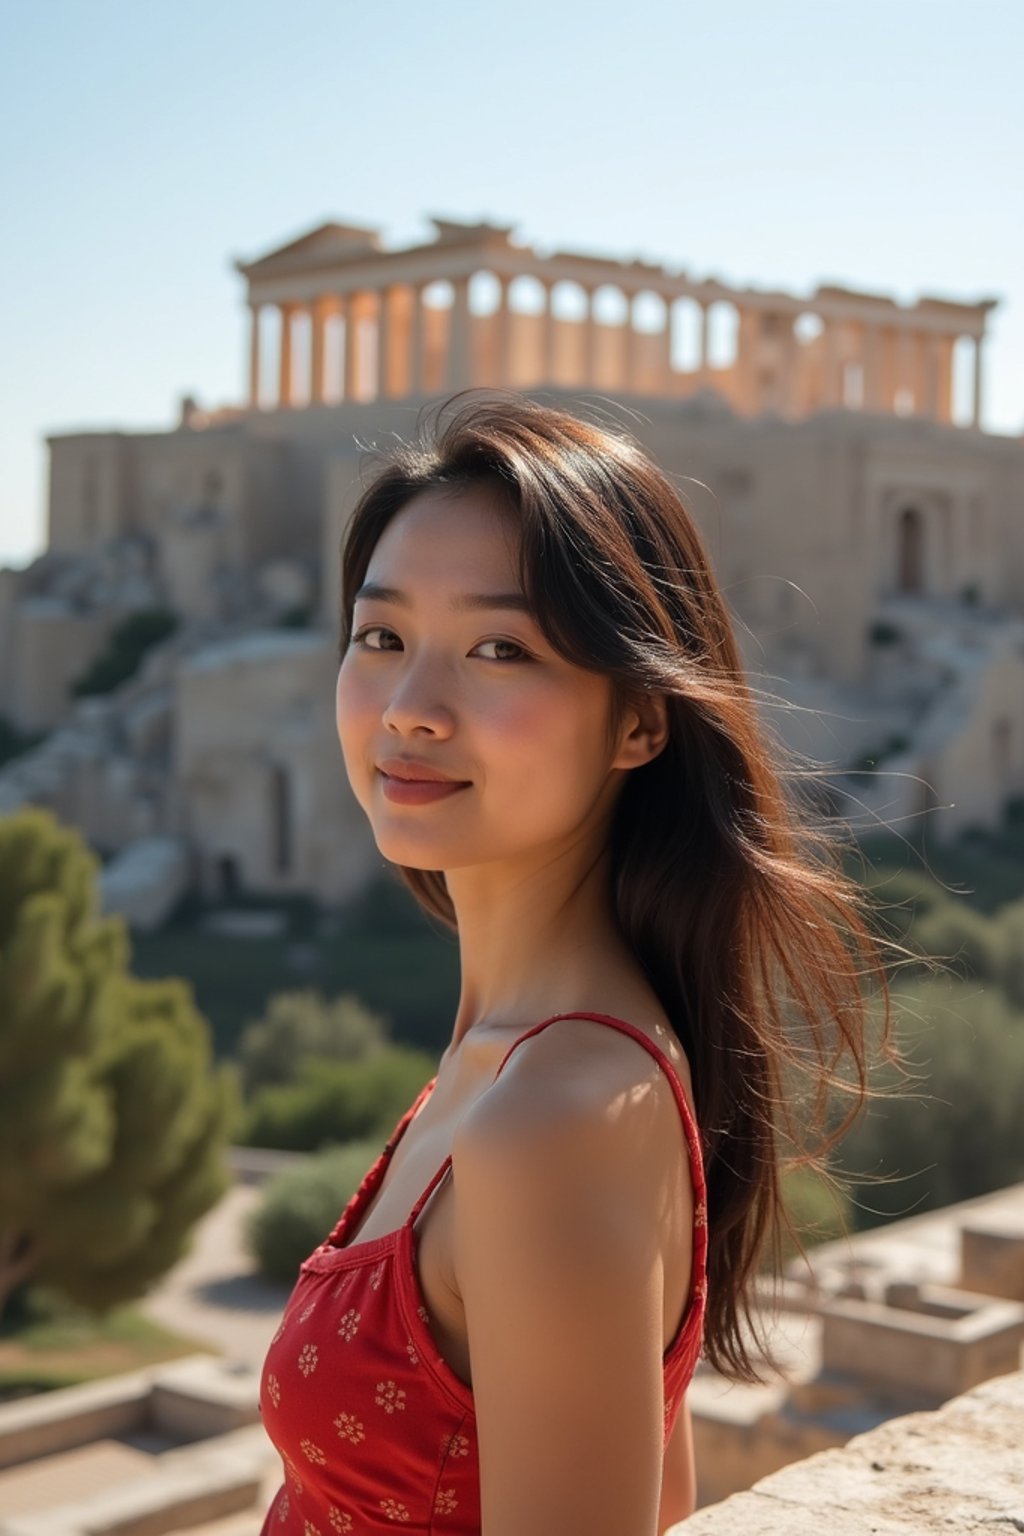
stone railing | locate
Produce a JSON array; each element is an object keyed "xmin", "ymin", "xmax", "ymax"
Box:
[{"xmin": 681, "ymin": 1367, "xmax": 1024, "ymax": 1534}]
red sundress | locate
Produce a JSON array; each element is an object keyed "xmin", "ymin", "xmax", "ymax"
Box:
[{"xmin": 258, "ymin": 1011, "xmax": 709, "ymax": 1534}]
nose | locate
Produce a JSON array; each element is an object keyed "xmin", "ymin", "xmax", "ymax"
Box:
[{"xmin": 381, "ymin": 656, "xmax": 456, "ymax": 739}]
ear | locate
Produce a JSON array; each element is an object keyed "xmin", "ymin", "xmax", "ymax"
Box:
[{"xmin": 612, "ymin": 690, "xmax": 670, "ymax": 772}]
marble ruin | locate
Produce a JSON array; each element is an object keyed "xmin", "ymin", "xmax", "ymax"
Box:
[{"xmin": 0, "ymin": 214, "xmax": 1021, "ymax": 914}]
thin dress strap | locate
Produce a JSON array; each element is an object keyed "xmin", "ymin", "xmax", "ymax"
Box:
[{"xmin": 406, "ymin": 1010, "xmax": 703, "ymax": 1232}]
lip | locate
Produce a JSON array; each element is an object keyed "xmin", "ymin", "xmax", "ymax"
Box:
[
  {"xmin": 375, "ymin": 757, "xmax": 471, "ymax": 808},
  {"xmin": 376, "ymin": 757, "xmax": 469, "ymax": 784}
]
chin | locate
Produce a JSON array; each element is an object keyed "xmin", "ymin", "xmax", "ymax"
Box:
[{"xmin": 371, "ymin": 828, "xmax": 457, "ymax": 870}]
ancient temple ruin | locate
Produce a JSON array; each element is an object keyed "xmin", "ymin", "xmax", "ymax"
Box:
[{"xmin": 237, "ymin": 216, "xmax": 997, "ymax": 426}]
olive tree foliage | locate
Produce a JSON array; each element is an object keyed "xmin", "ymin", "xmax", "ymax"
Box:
[
  {"xmin": 833, "ymin": 973, "xmax": 1024, "ymax": 1226},
  {"xmin": 238, "ymin": 988, "xmax": 389, "ymax": 1096},
  {"xmin": 0, "ymin": 807, "xmax": 235, "ymax": 1319}
]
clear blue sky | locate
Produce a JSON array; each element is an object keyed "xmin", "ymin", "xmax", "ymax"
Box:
[{"xmin": 2, "ymin": 0, "xmax": 1021, "ymax": 566}]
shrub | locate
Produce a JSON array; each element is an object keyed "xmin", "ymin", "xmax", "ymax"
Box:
[
  {"xmin": 776, "ymin": 1166, "xmax": 851, "ymax": 1265},
  {"xmin": 834, "ymin": 975, "xmax": 1024, "ymax": 1226},
  {"xmin": 242, "ymin": 1047, "xmax": 437, "ymax": 1151},
  {"xmin": 238, "ymin": 989, "xmax": 389, "ymax": 1097},
  {"xmin": 246, "ymin": 1141, "xmax": 382, "ymax": 1282},
  {"xmin": 71, "ymin": 609, "xmax": 178, "ymax": 698},
  {"xmin": 0, "ymin": 717, "xmax": 45, "ymax": 769}
]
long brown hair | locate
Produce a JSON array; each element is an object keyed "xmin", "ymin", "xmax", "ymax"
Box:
[{"xmin": 339, "ymin": 390, "xmax": 904, "ymax": 1382}]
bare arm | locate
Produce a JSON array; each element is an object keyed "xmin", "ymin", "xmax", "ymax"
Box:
[
  {"xmin": 451, "ymin": 1058, "xmax": 678, "ymax": 1536},
  {"xmin": 658, "ymin": 1395, "xmax": 697, "ymax": 1532}
]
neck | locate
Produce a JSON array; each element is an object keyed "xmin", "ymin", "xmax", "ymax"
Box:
[{"xmin": 443, "ymin": 832, "xmax": 636, "ymax": 1052}]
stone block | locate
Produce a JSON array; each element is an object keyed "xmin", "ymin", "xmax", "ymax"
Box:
[
  {"xmin": 0, "ymin": 1372, "xmax": 150, "ymax": 1471},
  {"xmin": 820, "ymin": 1289, "xmax": 1024, "ymax": 1403},
  {"xmin": 960, "ymin": 1219, "xmax": 1024, "ymax": 1301}
]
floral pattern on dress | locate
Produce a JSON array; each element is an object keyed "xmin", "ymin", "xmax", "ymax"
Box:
[
  {"xmin": 300, "ymin": 1439, "xmax": 326, "ymax": 1466},
  {"xmin": 441, "ymin": 1431, "xmax": 471, "ymax": 1458},
  {"xmin": 297, "ymin": 1343, "xmax": 319, "ymax": 1377},
  {"xmin": 333, "ymin": 1411, "xmax": 366, "ymax": 1445},
  {"xmin": 434, "ymin": 1488, "xmax": 459, "ymax": 1514},
  {"xmin": 267, "ymin": 1373, "xmax": 281, "ymax": 1409},
  {"xmin": 379, "ymin": 1498, "xmax": 410, "ymax": 1522},
  {"xmin": 337, "ymin": 1308, "xmax": 361, "ymax": 1342},
  {"xmin": 374, "ymin": 1379, "xmax": 406, "ymax": 1413},
  {"xmin": 328, "ymin": 1510, "xmax": 353, "ymax": 1533}
]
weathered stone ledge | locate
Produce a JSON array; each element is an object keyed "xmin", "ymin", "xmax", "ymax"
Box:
[{"xmin": 681, "ymin": 1367, "xmax": 1024, "ymax": 1534}]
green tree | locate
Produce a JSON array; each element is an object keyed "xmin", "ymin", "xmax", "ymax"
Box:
[
  {"xmin": 239, "ymin": 988, "xmax": 389, "ymax": 1096},
  {"xmin": 0, "ymin": 807, "xmax": 235, "ymax": 1318}
]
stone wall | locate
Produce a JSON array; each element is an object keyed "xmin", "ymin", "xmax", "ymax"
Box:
[{"xmin": 681, "ymin": 1367, "xmax": 1024, "ymax": 1535}]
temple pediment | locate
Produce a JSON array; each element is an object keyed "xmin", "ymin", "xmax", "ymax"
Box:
[{"xmin": 236, "ymin": 221, "xmax": 384, "ymax": 277}]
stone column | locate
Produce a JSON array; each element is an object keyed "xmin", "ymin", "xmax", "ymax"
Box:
[
  {"xmin": 343, "ymin": 293, "xmax": 361, "ymax": 401},
  {"xmin": 919, "ymin": 334, "xmax": 941, "ymax": 419},
  {"xmin": 410, "ymin": 283, "xmax": 427, "ymax": 395},
  {"xmin": 248, "ymin": 304, "xmax": 262, "ymax": 408},
  {"xmin": 277, "ymin": 304, "xmax": 294, "ymax": 409},
  {"xmin": 895, "ymin": 328, "xmax": 916, "ymax": 412},
  {"xmin": 734, "ymin": 306, "xmax": 760, "ymax": 413},
  {"xmin": 582, "ymin": 287, "xmax": 599, "ymax": 386},
  {"xmin": 540, "ymin": 281, "xmax": 557, "ymax": 382},
  {"xmin": 493, "ymin": 276, "xmax": 513, "ymax": 385},
  {"xmin": 623, "ymin": 293, "xmax": 640, "ymax": 391},
  {"xmin": 820, "ymin": 319, "xmax": 841, "ymax": 408},
  {"xmin": 377, "ymin": 287, "xmax": 394, "ymax": 400},
  {"xmin": 862, "ymin": 323, "xmax": 883, "ymax": 411},
  {"xmin": 309, "ymin": 300, "xmax": 326, "ymax": 405},
  {"xmin": 972, "ymin": 335, "xmax": 984, "ymax": 427},
  {"xmin": 659, "ymin": 296, "xmax": 674, "ymax": 392},
  {"xmin": 935, "ymin": 336, "xmax": 955, "ymax": 423},
  {"xmin": 447, "ymin": 276, "xmax": 472, "ymax": 390}
]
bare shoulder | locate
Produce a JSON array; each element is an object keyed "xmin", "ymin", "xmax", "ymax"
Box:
[
  {"xmin": 465, "ymin": 1010, "xmax": 695, "ymax": 1137},
  {"xmin": 452, "ymin": 1013, "xmax": 696, "ymax": 1239}
]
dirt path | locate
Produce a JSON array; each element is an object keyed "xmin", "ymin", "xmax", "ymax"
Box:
[{"xmin": 141, "ymin": 1185, "xmax": 291, "ymax": 1368}]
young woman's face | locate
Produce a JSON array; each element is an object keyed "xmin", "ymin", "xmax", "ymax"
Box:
[{"xmin": 335, "ymin": 484, "xmax": 634, "ymax": 874}]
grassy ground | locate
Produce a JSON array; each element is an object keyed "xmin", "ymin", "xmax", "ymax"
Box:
[{"xmin": 0, "ymin": 1299, "xmax": 211, "ymax": 1399}]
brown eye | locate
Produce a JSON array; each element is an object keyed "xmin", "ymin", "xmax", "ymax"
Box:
[
  {"xmin": 474, "ymin": 639, "xmax": 530, "ymax": 662},
  {"xmin": 353, "ymin": 626, "xmax": 402, "ymax": 651}
]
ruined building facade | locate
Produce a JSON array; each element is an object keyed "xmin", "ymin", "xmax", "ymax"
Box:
[{"xmin": 0, "ymin": 216, "xmax": 1021, "ymax": 915}]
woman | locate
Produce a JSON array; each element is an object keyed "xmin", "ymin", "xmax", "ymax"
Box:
[{"xmin": 258, "ymin": 393, "xmax": 893, "ymax": 1535}]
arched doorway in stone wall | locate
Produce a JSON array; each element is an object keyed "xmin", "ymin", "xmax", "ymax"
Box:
[
  {"xmin": 897, "ymin": 507, "xmax": 926, "ymax": 593},
  {"xmin": 217, "ymin": 853, "xmax": 241, "ymax": 901},
  {"xmin": 270, "ymin": 763, "xmax": 292, "ymax": 876}
]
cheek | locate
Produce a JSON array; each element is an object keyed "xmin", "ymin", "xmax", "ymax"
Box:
[
  {"xmin": 481, "ymin": 679, "xmax": 613, "ymax": 778},
  {"xmin": 334, "ymin": 664, "xmax": 376, "ymax": 766}
]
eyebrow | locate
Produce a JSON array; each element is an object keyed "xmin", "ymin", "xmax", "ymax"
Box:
[{"xmin": 354, "ymin": 582, "xmax": 532, "ymax": 613}]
